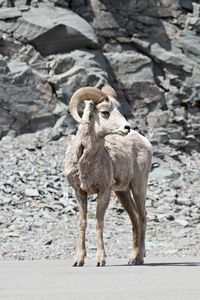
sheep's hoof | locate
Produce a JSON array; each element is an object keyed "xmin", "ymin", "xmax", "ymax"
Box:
[
  {"xmin": 73, "ymin": 260, "xmax": 84, "ymax": 267},
  {"xmin": 128, "ymin": 258, "xmax": 144, "ymax": 265},
  {"xmin": 96, "ymin": 260, "xmax": 106, "ymax": 267}
]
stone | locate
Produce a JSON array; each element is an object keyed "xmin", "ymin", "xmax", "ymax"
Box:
[
  {"xmin": 104, "ymin": 50, "xmax": 160, "ymax": 108},
  {"xmin": 193, "ymin": 2, "xmax": 200, "ymax": 18},
  {"xmin": 1, "ymin": 197, "xmax": 12, "ymax": 205},
  {"xmin": 47, "ymin": 128, "xmax": 61, "ymax": 141},
  {"xmin": 49, "ymin": 49, "xmax": 108, "ymax": 103},
  {"xmin": 0, "ymin": 59, "xmax": 8, "ymax": 74},
  {"xmin": 53, "ymin": 115, "xmax": 77, "ymax": 135},
  {"xmin": 175, "ymin": 219, "xmax": 189, "ymax": 227},
  {"xmin": 146, "ymin": 109, "xmax": 173, "ymax": 128},
  {"xmin": 93, "ymin": 11, "xmax": 121, "ymax": 38},
  {"xmin": 150, "ymin": 43, "xmax": 193, "ymax": 73},
  {"xmin": 0, "ymin": 8, "xmax": 22, "ymax": 19},
  {"xmin": 24, "ymin": 188, "xmax": 39, "ymax": 197},
  {"xmin": 0, "ymin": 67, "xmax": 55, "ymax": 136},
  {"xmin": 176, "ymin": 198, "xmax": 194, "ymax": 207},
  {"xmin": 55, "ymin": 0, "xmax": 69, "ymax": 8},
  {"xmin": 7, "ymin": 130, "xmax": 18, "ymax": 138},
  {"xmin": 151, "ymin": 167, "xmax": 178, "ymax": 179},
  {"xmin": 180, "ymin": 0, "xmax": 193, "ymax": 11},
  {"xmin": 44, "ymin": 240, "xmax": 53, "ymax": 246},
  {"xmin": 13, "ymin": 7, "xmax": 98, "ymax": 55},
  {"xmin": 174, "ymin": 30, "xmax": 200, "ymax": 64},
  {"xmin": 7, "ymin": 58, "xmax": 29, "ymax": 73}
]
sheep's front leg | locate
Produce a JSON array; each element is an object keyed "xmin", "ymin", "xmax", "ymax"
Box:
[
  {"xmin": 96, "ymin": 190, "xmax": 110, "ymax": 267},
  {"xmin": 73, "ymin": 189, "xmax": 87, "ymax": 267}
]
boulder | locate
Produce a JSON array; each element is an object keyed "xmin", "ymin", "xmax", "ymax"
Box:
[
  {"xmin": 49, "ymin": 49, "xmax": 108, "ymax": 103},
  {"xmin": 180, "ymin": 0, "xmax": 193, "ymax": 11},
  {"xmin": 0, "ymin": 57, "xmax": 8, "ymax": 73},
  {"xmin": 0, "ymin": 64, "xmax": 56, "ymax": 135},
  {"xmin": 0, "ymin": 8, "xmax": 22, "ymax": 19},
  {"xmin": 104, "ymin": 51, "xmax": 160, "ymax": 107},
  {"xmin": 185, "ymin": 3, "xmax": 200, "ymax": 32},
  {"xmin": 7, "ymin": 58, "xmax": 29, "ymax": 73},
  {"xmin": 174, "ymin": 30, "xmax": 200, "ymax": 64},
  {"xmin": 150, "ymin": 43, "xmax": 193, "ymax": 73},
  {"xmin": 0, "ymin": 34, "xmax": 22, "ymax": 57},
  {"xmin": 11, "ymin": 7, "xmax": 98, "ymax": 55}
]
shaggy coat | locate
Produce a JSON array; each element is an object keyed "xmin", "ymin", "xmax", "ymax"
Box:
[{"xmin": 65, "ymin": 94, "xmax": 152, "ymax": 266}]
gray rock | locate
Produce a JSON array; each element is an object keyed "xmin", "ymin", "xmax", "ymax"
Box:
[
  {"xmin": 54, "ymin": 0, "xmax": 69, "ymax": 8},
  {"xmin": 53, "ymin": 115, "xmax": 77, "ymax": 135},
  {"xmin": 146, "ymin": 109, "xmax": 173, "ymax": 128},
  {"xmin": 7, "ymin": 130, "xmax": 18, "ymax": 138},
  {"xmin": 193, "ymin": 2, "xmax": 200, "ymax": 18},
  {"xmin": 153, "ymin": 150, "xmax": 165, "ymax": 160},
  {"xmin": 175, "ymin": 219, "xmax": 189, "ymax": 227},
  {"xmin": 49, "ymin": 49, "xmax": 108, "ymax": 102},
  {"xmin": 0, "ymin": 67, "xmax": 56, "ymax": 136},
  {"xmin": 0, "ymin": 59, "xmax": 8, "ymax": 73},
  {"xmin": 1, "ymin": 197, "xmax": 12, "ymax": 205},
  {"xmin": 180, "ymin": 0, "xmax": 193, "ymax": 11},
  {"xmin": 7, "ymin": 58, "xmax": 29, "ymax": 73},
  {"xmin": 24, "ymin": 188, "xmax": 39, "ymax": 197},
  {"xmin": 175, "ymin": 198, "xmax": 194, "ymax": 207},
  {"xmin": 13, "ymin": 7, "xmax": 98, "ymax": 55},
  {"xmin": 174, "ymin": 30, "xmax": 200, "ymax": 64},
  {"xmin": 104, "ymin": 50, "xmax": 160, "ymax": 107},
  {"xmin": 151, "ymin": 132, "xmax": 169, "ymax": 144},
  {"xmin": 47, "ymin": 128, "xmax": 61, "ymax": 141},
  {"xmin": 151, "ymin": 167, "xmax": 180, "ymax": 180},
  {"xmin": 186, "ymin": 5, "xmax": 200, "ymax": 32},
  {"xmin": 150, "ymin": 43, "xmax": 194, "ymax": 73},
  {"xmin": 0, "ymin": 8, "xmax": 22, "ymax": 19}
]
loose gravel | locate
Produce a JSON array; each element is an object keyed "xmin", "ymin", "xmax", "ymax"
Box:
[{"xmin": 0, "ymin": 129, "xmax": 200, "ymax": 262}]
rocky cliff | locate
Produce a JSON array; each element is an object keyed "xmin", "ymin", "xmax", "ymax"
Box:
[{"xmin": 0, "ymin": 0, "xmax": 199, "ymax": 152}]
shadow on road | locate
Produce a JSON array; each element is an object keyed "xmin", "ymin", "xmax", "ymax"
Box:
[{"xmin": 108, "ymin": 262, "xmax": 200, "ymax": 267}]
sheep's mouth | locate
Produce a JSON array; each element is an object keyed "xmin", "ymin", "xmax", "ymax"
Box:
[{"xmin": 119, "ymin": 130, "xmax": 130, "ymax": 136}]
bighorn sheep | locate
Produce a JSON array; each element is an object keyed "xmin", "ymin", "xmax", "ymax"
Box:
[{"xmin": 65, "ymin": 86, "xmax": 152, "ymax": 266}]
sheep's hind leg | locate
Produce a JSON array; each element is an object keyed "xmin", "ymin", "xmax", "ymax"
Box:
[
  {"xmin": 96, "ymin": 190, "xmax": 110, "ymax": 267},
  {"xmin": 73, "ymin": 190, "xmax": 87, "ymax": 267},
  {"xmin": 130, "ymin": 184, "xmax": 147, "ymax": 265},
  {"xmin": 115, "ymin": 189, "xmax": 143, "ymax": 265}
]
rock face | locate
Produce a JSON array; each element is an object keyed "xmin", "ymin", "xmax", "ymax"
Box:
[
  {"xmin": 0, "ymin": 0, "xmax": 200, "ymax": 152},
  {"xmin": 49, "ymin": 49, "xmax": 108, "ymax": 101},
  {"xmin": 13, "ymin": 7, "xmax": 98, "ymax": 55}
]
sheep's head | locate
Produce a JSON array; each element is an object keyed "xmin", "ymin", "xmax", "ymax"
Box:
[{"xmin": 69, "ymin": 86, "xmax": 131, "ymax": 137}]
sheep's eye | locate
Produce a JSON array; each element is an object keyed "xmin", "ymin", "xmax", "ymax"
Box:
[{"xmin": 101, "ymin": 111, "xmax": 110, "ymax": 118}]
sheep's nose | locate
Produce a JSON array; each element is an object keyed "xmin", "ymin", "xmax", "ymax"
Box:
[{"xmin": 124, "ymin": 125, "xmax": 131, "ymax": 132}]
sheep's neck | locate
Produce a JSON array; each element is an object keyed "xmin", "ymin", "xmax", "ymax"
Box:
[
  {"xmin": 77, "ymin": 123, "xmax": 104, "ymax": 158},
  {"xmin": 77, "ymin": 124, "xmax": 105, "ymax": 189}
]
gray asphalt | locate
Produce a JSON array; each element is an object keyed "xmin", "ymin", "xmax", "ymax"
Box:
[{"xmin": 0, "ymin": 257, "xmax": 200, "ymax": 300}]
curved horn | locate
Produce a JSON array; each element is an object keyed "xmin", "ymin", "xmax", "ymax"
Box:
[
  {"xmin": 101, "ymin": 86, "xmax": 117, "ymax": 99},
  {"xmin": 69, "ymin": 87, "xmax": 108, "ymax": 123}
]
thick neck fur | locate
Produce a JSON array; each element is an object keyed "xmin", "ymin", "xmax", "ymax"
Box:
[
  {"xmin": 76, "ymin": 101, "xmax": 105, "ymax": 160},
  {"xmin": 75, "ymin": 106, "xmax": 106, "ymax": 192},
  {"xmin": 76, "ymin": 121, "xmax": 104, "ymax": 162}
]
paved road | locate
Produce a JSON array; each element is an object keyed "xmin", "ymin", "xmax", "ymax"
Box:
[{"xmin": 0, "ymin": 257, "xmax": 200, "ymax": 300}]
